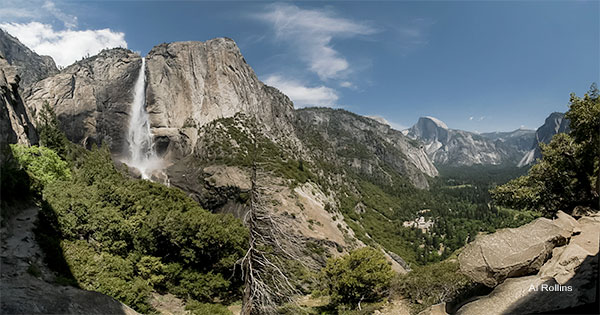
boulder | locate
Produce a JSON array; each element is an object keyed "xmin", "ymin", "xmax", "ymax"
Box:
[
  {"xmin": 456, "ymin": 212, "xmax": 599, "ymax": 315},
  {"xmin": 539, "ymin": 214, "xmax": 599, "ymax": 285},
  {"xmin": 458, "ymin": 217, "xmax": 571, "ymax": 287}
]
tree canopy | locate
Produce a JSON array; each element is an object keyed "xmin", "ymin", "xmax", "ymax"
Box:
[
  {"xmin": 492, "ymin": 84, "xmax": 600, "ymax": 216},
  {"xmin": 320, "ymin": 247, "xmax": 394, "ymax": 308}
]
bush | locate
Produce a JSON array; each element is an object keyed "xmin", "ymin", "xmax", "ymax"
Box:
[
  {"xmin": 320, "ymin": 247, "xmax": 394, "ymax": 308},
  {"xmin": 39, "ymin": 146, "xmax": 248, "ymax": 312},
  {"xmin": 185, "ymin": 300, "xmax": 232, "ymax": 315},
  {"xmin": 10, "ymin": 144, "xmax": 71, "ymax": 194},
  {"xmin": 392, "ymin": 260, "xmax": 473, "ymax": 313}
]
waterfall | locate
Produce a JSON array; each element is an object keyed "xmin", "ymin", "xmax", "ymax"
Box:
[{"xmin": 126, "ymin": 57, "xmax": 158, "ymax": 179}]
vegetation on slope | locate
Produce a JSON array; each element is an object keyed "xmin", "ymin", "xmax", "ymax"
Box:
[
  {"xmin": 492, "ymin": 84, "xmax": 600, "ymax": 216},
  {"xmin": 320, "ymin": 247, "xmax": 394, "ymax": 308},
  {"xmin": 7, "ymin": 106, "xmax": 249, "ymax": 313}
]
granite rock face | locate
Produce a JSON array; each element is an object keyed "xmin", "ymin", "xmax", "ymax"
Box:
[
  {"xmin": 145, "ymin": 38, "xmax": 297, "ymax": 159},
  {"xmin": 405, "ymin": 116, "xmax": 528, "ymax": 166},
  {"xmin": 24, "ymin": 48, "xmax": 140, "ymax": 152},
  {"xmin": 458, "ymin": 216, "xmax": 571, "ymax": 287},
  {"xmin": 0, "ymin": 56, "xmax": 38, "ymax": 158},
  {"xmin": 518, "ymin": 112, "xmax": 570, "ymax": 167},
  {"xmin": 0, "ymin": 29, "xmax": 58, "ymax": 90},
  {"xmin": 295, "ymin": 108, "xmax": 438, "ymax": 189}
]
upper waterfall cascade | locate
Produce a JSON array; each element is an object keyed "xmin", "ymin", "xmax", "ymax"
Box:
[{"xmin": 126, "ymin": 57, "xmax": 159, "ymax": 179}]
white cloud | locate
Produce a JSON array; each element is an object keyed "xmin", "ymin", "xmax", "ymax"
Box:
[
  {"xmin": 0, "ymin": 22, "xmax": 127, "ymax": 67},
  {"xmin": 264, "ymin": 74, "xmax": 339, "ymax": 107},
  {"xmin": 256, "ymin": 3, "xmax": 377, "ymax": 81},
  {"xmin": 469, "ymin": 116, "xmax": 474, "ymax": 120},
  {"xmin": 340, "ymin": 81, "xmax": 354, "ymax": 88}
]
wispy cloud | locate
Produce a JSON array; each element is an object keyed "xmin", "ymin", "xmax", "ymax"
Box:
[
  {"xmin": 390, "ymin": 18, "xmax": 434, "ymax": 55},
  {"xmin": 42, "ymin": 0, "xmax": 78, "ymax": 29},
  {"xmin": 256, "ymin": 3, "xmax": 377, "ymax": 81},
  {"xmin": 1, "ymin": 22, "xmax": 127, "ymax": 67},
  {"xmin": 0, "ymin": 0, "xmax": 78, "ymax": 29},
  {"xmin": 264, "ymin": 74, "xmax": 339, "ymax": 107}
]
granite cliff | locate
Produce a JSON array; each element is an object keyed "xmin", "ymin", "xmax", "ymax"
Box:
[
  {"xmin": 0, "ymin": 29, "xmax": 58, "ymax": 90},
  {"xmin": 0, "ymin": 55, "xmax": 38, "ymax": 160},
  {"xmin": 405, "ymin": 116, "xmax": 530, "ymax": 166},
  {"xmin": 518, "ymin": 112, "xmax": 570, "ymax": 167}
]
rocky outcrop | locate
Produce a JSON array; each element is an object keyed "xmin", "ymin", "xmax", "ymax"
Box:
[
  {"xmin": 145, "ymin": 38, "xmax": 297, "ymax": 159},
  {"xmin": 458, "ymin": 214, "xmax": 573, "ymax": 287},
  {"xmin": 457, "ymin": 211, "xmax": 599, "ymax": 314},
  {"xmin": 405, "ymin": 117, "xmax": 525, "ymax": 166},
  {"xmin": 296, "ymin": 108, "xmax": 438, "ymax": 189},
  {"xmin": 0, "ymin": 55, "xmax": 38, "ymax": 159},
  {"xmin": 24, "ymin": 48, "xmax": 140, "ymax": 152},
  {"xmin": 518, "ymin": 112, "xmax": 570, "ymax": 167},
  {"xmin": 0, "ymin": 29, "xmax": 58, "ymax": 90}
]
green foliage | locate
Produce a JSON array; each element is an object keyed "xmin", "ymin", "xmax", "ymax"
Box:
[
  {"xmin": 185, "ymin": 300, "xmax": 232, "ymax": 315},
  {"xmin": 61, "ymin": 240, "xmax": 153, "ymax": 313},
  {"xmin": 9, "ymin": 144, "xmax": 71, "ymax": 194},
  {"xmin": 492, "ymin": 84, "xmax": 600, "ymax": 215},
  {"xmin": 334, "ymin": 164, "xmax": 537, "ymax": 266},
  {"xmin": 39, "ymin": 146, "xmax": 248, "ymax": 312},
  {"xmin": 320, "ymin": 247, "xmax": 394, "ymax": 308},
  {"xmin": 198, "ymin": 114, "xmax": 314, "ymax": 185},
  {"xmin": 37, "ymin": 101, "xmax": 69, "ymax": 158},
  {"xmin": 392, "ymin": 260, "xmax": 474, "ymax": 313}
]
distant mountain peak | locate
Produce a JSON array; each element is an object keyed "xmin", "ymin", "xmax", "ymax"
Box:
[{"xmin": 421, "ymin": 116, "xmax": 448, "ymax": 130}]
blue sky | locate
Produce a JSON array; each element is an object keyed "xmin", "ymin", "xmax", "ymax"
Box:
[{"xmin": 1, "ymin": 1, "xmax": 598, "ymax": 132}]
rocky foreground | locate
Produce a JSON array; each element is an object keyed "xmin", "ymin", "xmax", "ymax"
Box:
[
  {"xmin": 417, "ymin": 211, "xmax": 599, "ymax": 315},
  {"xmin": 0, "ymin": 206, "xmax": 139, "ymax": 314},
  {"xmin": 452, "ymin": 211, "xmax": 598, "ymax": 314}
]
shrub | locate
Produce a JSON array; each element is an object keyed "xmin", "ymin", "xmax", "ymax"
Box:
[
  {"xmin": 39, "ymin": 146, "xmax": 248, "ymax": 312},
  {"xmin": 320, "ymin": 247, "xmax": 394, "ymax": 308},
  {"xmin": 10, "ymin": 144, "xmax": 71, "ymax": 194},
  {"xmin": 185, "ymin": 300, "xmax": 232, "ymax": 315},
  {"xmin": 392, "ymin": 260, "xmax": 473, "ymax": 313}
]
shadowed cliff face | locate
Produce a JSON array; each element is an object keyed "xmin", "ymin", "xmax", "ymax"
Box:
[
  {"xmin": 24, "ymin": 48, "xmax": 139, "ymax": 152},
  {"xmin": 0, "ymin": 56, "xmax": 38, "ymax": 160}
]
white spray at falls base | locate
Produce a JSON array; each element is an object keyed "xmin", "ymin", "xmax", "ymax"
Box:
[{"xmin": 126, "ymin": 57, "xmax": 160, "ymax": 179}]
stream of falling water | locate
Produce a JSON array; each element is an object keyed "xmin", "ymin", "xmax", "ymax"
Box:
[{"xmin": 126, "ymin": 57, "xmax": 159, "ymax": 179}]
